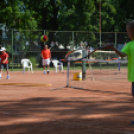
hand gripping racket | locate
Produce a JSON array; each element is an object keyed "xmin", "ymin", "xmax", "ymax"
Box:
[{"xmin": 65, "ymin": 44, "xmax": 113, "ymax": 62}]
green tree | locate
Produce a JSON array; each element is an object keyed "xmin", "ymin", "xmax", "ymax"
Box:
[
  {"xmin": 0, "ymin": 0, "xmax": 37, "ymax": 30},
  {"xmin": 111, "ymin": 0, "xmax": 134, "ymax": 32},
  {"xmin": 102, "ymin": 1, "xmax": 116, "ymax": 32},
  {"xmin": 0, "ymin": 0, "xmax": 38, "ymax": 49}
]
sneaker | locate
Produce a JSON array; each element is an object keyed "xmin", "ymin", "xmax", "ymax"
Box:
[
  {"xmin": 0, "ymin": 77, "xmax": 1, "ymax": 79},
  {"xmin": 47, "ymin": 70, "xmax": 49, "ymax": 74},
  {"xmin": 7, "ymin": 76, "xmax": 10, "ymax": 79},
  {"xmin": 44, "ymin": 71, "xmax": 45, "ymax": 74}
]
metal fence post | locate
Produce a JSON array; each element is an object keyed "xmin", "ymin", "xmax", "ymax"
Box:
[
  {"xmin": 82, "ymin": 50, "xmax": 86, "ymax": 80},
  {"xmin": 44, "ymin": 30, "xmax": 46, "ymax": 45},
  {"xmin": 72, "ymin": 31, "xmax": 75, "ymax": 70},
  {"xmin": 115, "ymin": 32, "xmax": 117, "ymax": 47},
  {"xmin": 99, "ymin": 32, "xmax": 102, "ymax": 70},
  {"xmin": 12, "ymin": 29, "xmax": 13, "ymax": 71}
]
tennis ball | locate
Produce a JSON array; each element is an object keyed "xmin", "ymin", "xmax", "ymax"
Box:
[
  {"xmin": 40, "ymin": 35, "xmax": 48, "ymax": 43},
  {"xmin": 43, "ymin": 35, "xmax": 48, "ymax": 41}
]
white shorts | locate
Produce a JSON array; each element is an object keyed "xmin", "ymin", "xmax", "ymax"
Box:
[{"xmin": 42, "ymin": 58, "xmax": 50, "ymax": 65}]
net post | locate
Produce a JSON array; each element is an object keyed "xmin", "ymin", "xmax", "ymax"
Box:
[
  {"xmin": 66, "ymin": 60, "xmax": 70, "ymax": 87},
  {"xmin": 118, "ymin": 57, "xmax": 120, "ymax": 72},
  {"xmin": 82, "ymin": 50, "xmax": 86, "ymax": 80}
]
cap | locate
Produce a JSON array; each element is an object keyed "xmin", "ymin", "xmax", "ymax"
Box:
[{"xmin": 0, "ymin": 47, "xmax": 6, "ymax": 51}]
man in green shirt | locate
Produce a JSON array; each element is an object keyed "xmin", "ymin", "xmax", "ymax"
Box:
[
  {"xmin": 108, "ymin": 20, "xmax": 134, "ymax": 124},
  {"xmin": 121, "ymin": 41, "xmax": 134, "ymax": 82},
  {"xmin": 109, "ymin": 20, "xmax": 134, "ymax": 99}
]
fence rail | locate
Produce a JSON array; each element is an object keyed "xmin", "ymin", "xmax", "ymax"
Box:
[{"xmin": 0, "ymin": 29, "xmax": 129, "ymax": 70}]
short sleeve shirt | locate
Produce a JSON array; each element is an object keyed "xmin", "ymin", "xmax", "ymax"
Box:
[
  {"xmin": 0, "ymin": 52, "xmax": 9, "ymax": 64},
  {"xmin": 121, "ymin": 40, "xmax": 134, "ymax": 82},
  {"xmin": 41, "ymin": 49, "xmax": 51, "ymax": 59}
]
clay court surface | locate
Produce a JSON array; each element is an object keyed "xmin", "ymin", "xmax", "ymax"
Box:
[{"xmin": 0, "ymin": 69, "xmax": 134, "ymax": 134}]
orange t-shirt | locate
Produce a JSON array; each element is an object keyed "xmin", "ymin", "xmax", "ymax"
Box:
[
  {"xmin": 41, "ymin": 49, "xmax": 51, "ymax": 59},
  {"xmin": 0, "ymin": 52, "xmax": 9, "ymax": 64}
]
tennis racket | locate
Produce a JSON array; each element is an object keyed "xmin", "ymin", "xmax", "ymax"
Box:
[{"xmin": 65, "ymin": 43, "xmax": 113, "ymax": 62}]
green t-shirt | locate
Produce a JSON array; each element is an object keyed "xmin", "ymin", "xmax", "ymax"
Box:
[{"xmin": 121, "ymin": 40, "xmax": 134, "ymax": 82}]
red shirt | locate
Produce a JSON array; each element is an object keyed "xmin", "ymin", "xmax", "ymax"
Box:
[
  {"xmin": 41, "ymin": 49, "xmax": 51, "ymax": 59},
  {"xmin": 0, "ymin": 52, "xmax": 9, "ymax": 64}
]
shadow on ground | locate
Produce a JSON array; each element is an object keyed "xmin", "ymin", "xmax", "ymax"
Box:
[{"xmin": 0, "ymin": 97, "xmax": 134, "ymax": 134}]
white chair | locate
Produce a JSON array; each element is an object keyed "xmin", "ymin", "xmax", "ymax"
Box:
[
  {"xmin": 21, "ymin": 58, "xmax": 33, "ymax": 73},
  {"xmin": 52, "ymin": 60, "xmax": 63, "ymax": 73}
]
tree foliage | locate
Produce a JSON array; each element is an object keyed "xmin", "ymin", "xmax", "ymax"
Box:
[
  {"xmin": 0, "ymin": 0, "xmax": 134, "ymax": 50},
  {"xmin": 111, "ymin": 0, "xmax": 134, "ymax": 32},
  {"xmin": 0, "ymin": 0, "xmax": 37, "ymax": 30},
  {"xmin": 1, "ymin": 0, "xmax": 134, "ymax": 32}
]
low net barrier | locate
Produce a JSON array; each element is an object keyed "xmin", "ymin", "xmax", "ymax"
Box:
[{"xmin": 65, "ymin": 50, "xmax": 128, "ymax": 90}]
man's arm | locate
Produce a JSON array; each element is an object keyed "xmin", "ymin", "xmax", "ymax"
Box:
[
  {"xmin": 3, "ymin": 57, "xmax": 8, "ymax": 63},
  {"xmin": 106, "ymin": 44, "xmax": 127, "ymax": 57},
  {"xmin": 112, "ymin": 47, "xmax": 126, "ymax": 57}
]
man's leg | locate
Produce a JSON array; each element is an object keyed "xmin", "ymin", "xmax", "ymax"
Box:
[
  {"xmin": 43, "ymin": 65, "xmax": 46, "ymax": 70},
  {"xmin": 46, "ymin": 59, "xmax": 50, "ymax": 74},
  {"xmin": 131, "ymin": 84, "xmax": 134, "ymax": 124},
  {"xmin": 42, "ymin": 59, "xmax": 46, "ymax": 74},
  {"xmin": 46, "ymin": 63, "xmax": 49, "ymax": 74},
  {"xmin": 132, "ymin": 82, "xmax": 134, "ymax": 98},
  {"xmin": 5, "ymin": 64, "xmax": 10, "ymax": 79},
  {"xmin": 43, "ymin": 65, "xmax": 46, "ymax": 74},
  {"xmin": 6, "ymin": 70, "xmax": 9, "ymax": 79},
  {"xmin": 0, "ymin": 69, "xmax": 2, "ymax": 79},
  {"xmin": 0, "ymin": 64, "xmax": 3, "ymax": 79}
]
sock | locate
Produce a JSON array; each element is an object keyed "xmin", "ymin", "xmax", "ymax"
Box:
[
  {"xmin": 44, "ymin": 70, "xmax": 45, "ymax": 74},
  {"xmin": 0, "ymin": 74, "xmax": 1, "ymax": 77},
  {"xmin": 47, "ymin": 70, "xmax": 49, "ymax": 72}
]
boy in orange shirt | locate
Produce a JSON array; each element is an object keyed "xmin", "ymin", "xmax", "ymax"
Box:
[
  {"xmin": 41, "ymin": 45, "xmax": 51, "ymax": 74},
  {"xmin": 0, "ymin": 47, "xmax": 10, "ymax": 79}
]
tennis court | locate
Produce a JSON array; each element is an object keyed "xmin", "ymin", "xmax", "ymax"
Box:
[{"xmin": 0, "ymin": 69, "xmax": 134, "ymax": 134}]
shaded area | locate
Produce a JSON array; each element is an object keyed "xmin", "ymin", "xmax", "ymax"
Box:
[
  {"xmin": 70, "ymin": 86, "xmax": 131, "ymax": 96},
  {"xmin": 0, "ymin": 70, "xmax": 133, "ymax": 134},
  {"xmin": 0, "ymin": 97, "xmax": 134, "ymax": 134}
]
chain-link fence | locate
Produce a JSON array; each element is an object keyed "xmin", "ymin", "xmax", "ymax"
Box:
[{"xmin": 0, "ymin": 29, "xmax": 130, "ymax": 70}]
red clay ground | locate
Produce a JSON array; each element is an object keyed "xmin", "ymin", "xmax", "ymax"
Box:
[{"xmin": 0, "ymin": 69, "xmax": 134, "ymax": 134}]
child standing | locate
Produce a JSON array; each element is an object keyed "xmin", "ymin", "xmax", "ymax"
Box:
[
  {"xmin": 41, "ymin": 45, "xmax": 51, "ymax": 74},
  {"xmin": 109, "ymin": 20, "xmax": 134, "ymax": 98},
  {"xmin": 0, "ymin": 47, "xmax": 10, "ymax": 79},
  {"xmin": 105, "ymin": 20, "xmax": 134, "ymax": 124}
]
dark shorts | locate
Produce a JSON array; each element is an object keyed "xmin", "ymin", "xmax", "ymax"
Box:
[
  {"xmin": 0, "ymin": 64, "xmax": 9, "ymax": 70},
  {"xmin": 132, "ymin": 82, "xmax": 134, "ymax": 94}
]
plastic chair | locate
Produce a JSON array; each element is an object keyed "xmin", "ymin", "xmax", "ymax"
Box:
[
  {"xmin": 21, "ymin": 58, "xmax": 33, "ymax": 73},
  {"xmin": 52, "ymin": 60, "xmax": 63, "ymax": 73}
]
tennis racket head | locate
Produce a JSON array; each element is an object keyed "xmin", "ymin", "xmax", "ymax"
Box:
[
  {"xmin": 65, "ymin": 43, "xmax": 114, "ymax": 62},
  {"xmin": 65, "ymin": 48, "xmax": 88, "ymax": 62}
]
